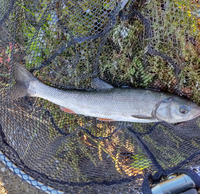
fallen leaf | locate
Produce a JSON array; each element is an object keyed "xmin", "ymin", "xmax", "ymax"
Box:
[{"xmin": 182, "ymin": 87, "xmax": 192, "ymax": 98}]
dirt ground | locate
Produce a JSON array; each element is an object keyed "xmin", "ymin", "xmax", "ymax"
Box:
[{"xmin": 0, "ymin": 161, "xmax": 44, "ymax": 194}]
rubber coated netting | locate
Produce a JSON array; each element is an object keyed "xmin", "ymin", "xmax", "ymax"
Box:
[{"xmin": 0, "ymin": 0, "xmax": 200, "ymax": 193}]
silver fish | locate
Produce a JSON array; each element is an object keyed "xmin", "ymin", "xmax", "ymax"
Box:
[{"xmin": 10, "ymin": 63, "xmax": 200, "ymax": 123}]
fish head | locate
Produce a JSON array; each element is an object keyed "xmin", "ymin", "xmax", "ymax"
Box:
[{"xmin": 155, "ymin": 97, "xmax": 200, "ymax": 123}]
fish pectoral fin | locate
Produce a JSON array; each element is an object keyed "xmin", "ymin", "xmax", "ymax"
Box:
[
  {"xmin": 60, "ymin": 106, "xmax": 76, "ymax": 114},
  {"xmin": 97, "ymin": 118, "xmax": 115, "ymax": 121},
  {"xmin": 91, "ymin": 78, "xmax": 113, "ymax": 90},
  {"xmin": 131, "ymin": 115, "xmax": 155, "ymax": 120}
]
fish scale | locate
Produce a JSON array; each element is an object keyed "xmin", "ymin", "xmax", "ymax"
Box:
[{"xmin": 10, "ymin": 63, "xmax": 200, "ymax": 123}]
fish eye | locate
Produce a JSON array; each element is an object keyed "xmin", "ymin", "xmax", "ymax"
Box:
[{"xmin": 179, "ymin": 106, "xmax": 189, "ymax": 114}]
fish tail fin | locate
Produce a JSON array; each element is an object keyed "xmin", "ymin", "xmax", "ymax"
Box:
[
  {"xmin": 13, "ymin": 62, "xmax": 36, "ymax": 83},
  {"xmin": 10, "ymin": 62, "xmax": 36, "ymax": 100},
  {"xmin": 10, "ymin": 82, "xmax": 29, "ymax": 100}
]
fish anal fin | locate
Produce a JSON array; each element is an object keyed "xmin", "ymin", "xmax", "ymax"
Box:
[
  {"xmin": 97, "ymin": 118, "xmax": 115, "ymax": 121},
  {"xmin": 131, "ymin": 115, "xmax": 155, "ymax": 120},
  {"xmin": 60, "ymin": 106, "xmax": 76, "ymax": 114}
]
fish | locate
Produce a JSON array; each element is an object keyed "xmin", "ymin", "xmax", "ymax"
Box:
[{"xmin": 10, "ymin": 62, "xmax": 200, "ymax": 123}]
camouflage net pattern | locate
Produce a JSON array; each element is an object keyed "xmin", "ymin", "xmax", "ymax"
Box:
[{"xmin": 0, "ymin": 0, "xmax": 200, "ymax": 193}]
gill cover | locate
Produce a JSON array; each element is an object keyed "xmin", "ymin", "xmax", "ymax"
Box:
[{"xmin": 154, "ymin": 97, "xmax": 173, "ymax": 121}]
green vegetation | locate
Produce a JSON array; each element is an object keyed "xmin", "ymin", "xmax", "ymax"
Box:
[
  {"xmin": 99, "ymin": 20, "xmax": 154, "ymax": 87},
  {"xmin": 131, "ymin": 154, "xmax": 151, "ymax": 170},
  {"xmin": 145, "ymin": 0, "xmax": 200, "ymax": 102}
]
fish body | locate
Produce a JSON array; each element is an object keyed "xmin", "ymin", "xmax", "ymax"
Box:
[
  {"xmin": 28, "ymin": 81, "xmax": 165, "ymax": 122},
  {"xmin": 11, "ymin": 63, "xmax": 200, "ymax": 123}
]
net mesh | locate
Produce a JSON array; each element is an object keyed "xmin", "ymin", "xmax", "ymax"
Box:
[{"xmin": 0, "ymin": 0, "xmax": 200, "ymax": 193}]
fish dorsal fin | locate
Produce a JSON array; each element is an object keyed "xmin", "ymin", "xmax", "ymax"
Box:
[
  {"xmin": 131, "ymin": 115, "xmax": 155, "ymax": 120},
  {"xmin": 91, "ymin": 78, "xmax": 113, "ymax": 90}
]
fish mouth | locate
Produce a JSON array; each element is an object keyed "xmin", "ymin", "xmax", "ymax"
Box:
[
  {"xmin": 185, "ymin": 107, "xmax": 200, "ymax": 122},
  {"xmin": 193, "ymin": 109, "xmax": 200, "ymax": 118}
]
